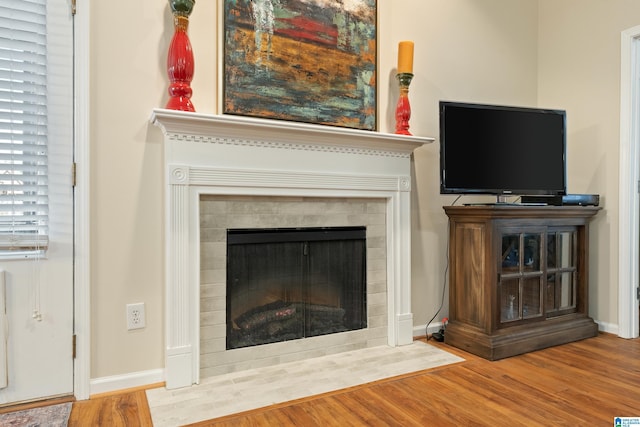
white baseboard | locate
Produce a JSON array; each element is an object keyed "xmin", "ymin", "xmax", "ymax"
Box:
[
  {"xmin": 90, "ymin": 368, "xmax": 165, "ymax": 397},
  {"xmin": 595, "ymin": 320, "xmax": 619, "ymax": 335},
  {"xmin": 414, "ymin": 321, "xmax": 445, "ymax": 337}
]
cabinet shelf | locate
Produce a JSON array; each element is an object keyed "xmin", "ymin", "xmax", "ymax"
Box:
[{"xmin": 443, "ymin": 205, "xmax": 600, "ymax": 360}]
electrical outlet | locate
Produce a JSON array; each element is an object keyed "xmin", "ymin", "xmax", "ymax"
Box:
[{"xmin": 126, "ymin": 303, "xmax": 145, "ymax": 330}]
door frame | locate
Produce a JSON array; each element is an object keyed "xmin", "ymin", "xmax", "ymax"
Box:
[
  {"xmin": 73, "ymin": 0, "xmax": 91, "ymax": 400},
  {"xmin": 618, "ymin": 25, "xmax": 640, "ymax": 340}
]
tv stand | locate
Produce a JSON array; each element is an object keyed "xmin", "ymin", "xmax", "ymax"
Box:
[{"xmin": 443, "ymin": 205, "xmax": 600, "ymax": 360}]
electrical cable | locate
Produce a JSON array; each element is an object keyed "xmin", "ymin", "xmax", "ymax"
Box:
[
  {"xmin": 425, "ymin": 245, "xmax": 448, "ymax": 340},
  {"xmin": 425, "ymin": 195, "xmax": 461, "ymax": 340}
]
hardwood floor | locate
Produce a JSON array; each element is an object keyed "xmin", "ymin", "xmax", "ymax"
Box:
[
  {"xmin": 68, "ymin": 333, "xmax": 639, "ymax": 426},
  {"xmin": 69, "ymin": 384, "xmax": 155, "ymax": 427}
]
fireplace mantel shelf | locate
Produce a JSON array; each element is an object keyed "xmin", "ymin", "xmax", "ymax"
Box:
[{"xmin": 151, "ymin": 108, "xmax": 433, "ymax": 157}]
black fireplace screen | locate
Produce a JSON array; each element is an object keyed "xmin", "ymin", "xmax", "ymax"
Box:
[{"xmin": 226, "ymin": 226, "xmax": 367, "ymax": 350}]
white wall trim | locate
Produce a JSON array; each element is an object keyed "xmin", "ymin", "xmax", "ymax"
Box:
[
  {"xmin": 618, "ymin": 25, "xmax": 640, "ymax": 339},
  {"xmin": 73, "ymin": 0, "xmax": 92, "ymax": 400},
  {"xmin": 413, "ymin": 321, "xmax": 446, "ymax": 337},
  {"xmin": 89, "ymin": 369, "xmax": 165, "ymax": 397},
  {"xmin": 596, "ymin": 320, "xmax": 619, "ymax": 336}
]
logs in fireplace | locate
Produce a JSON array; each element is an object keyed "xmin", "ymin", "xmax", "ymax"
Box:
[{"xmin": 226, "ymin": 226, "xmax": 367, "ymax": 350}]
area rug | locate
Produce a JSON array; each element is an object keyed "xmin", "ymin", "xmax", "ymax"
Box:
[
  {"xmin": 0, "ymin": 402, "xmax": 72, "ymax": 426},
  {"xmin": 147, "ymin": 341, "xmax": 464, "ymax": 427}
]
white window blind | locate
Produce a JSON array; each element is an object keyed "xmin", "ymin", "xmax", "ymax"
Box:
[{"xmin": 0, "ymin": 0, "xmax": 49, "ymax": 251}]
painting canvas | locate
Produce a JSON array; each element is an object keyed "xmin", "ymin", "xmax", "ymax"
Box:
[{"xmin": 223, "ymin": 0, "xmax": 377, "ymax": 130}]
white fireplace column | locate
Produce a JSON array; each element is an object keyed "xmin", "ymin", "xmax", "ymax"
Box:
[{"xmin": 151, "ymin": 109, "xmax": 433, "ymax": 389}]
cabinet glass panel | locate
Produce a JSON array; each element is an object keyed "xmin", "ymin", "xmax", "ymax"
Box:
[
  {"xmin": 500, "ymin": 278, "xmax": 520, "ymax": 322},
  {"xmin": 522, "ymin": 277, "xmax": 542, "ymax": 318},
  {"xmin": 559, "ymin": 271, "xmax": 576, "ymax": 310},
  {"xmin": 547, "ymin": 234, "xmax": 557, "ymax": 269},
  {"xmin": 558, "ymin": 232, "xmax": 573, "ymax": 268},
  {"xmin": 523, "ymin": 234, "xmax": 541, "ymax": 272},
  {"xmin": 502, "ymin": 233, "xmax": 541, "ymax": 272},
  {"xmin": 546, "ymin": 273, "xmax": 557, "ymax": 313},
  {"xmin": 501, "ymin": 234, "xmax": 520, "ymax": 273},
  {"xmin": 546, "ymin": 272, "xmax": 576, "ymax": 314},
  {"xmin": 547, "ymin": 231, "xmax": 574, "ymax": 269}
]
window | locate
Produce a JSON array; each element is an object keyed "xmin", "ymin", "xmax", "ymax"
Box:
[{"xmin": 0, "ymin": 1, "xmax": 49, "ymax": 253}]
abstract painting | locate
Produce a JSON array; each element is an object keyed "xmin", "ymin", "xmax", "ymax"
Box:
[{"xmin": 223, "ymin": 0, "xmax": 377, "ymax": 130}]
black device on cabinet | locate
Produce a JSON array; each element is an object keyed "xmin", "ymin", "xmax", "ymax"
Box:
[{"xmin": 439, "ymin": 101, "xmax": 567, "ymax": 199}]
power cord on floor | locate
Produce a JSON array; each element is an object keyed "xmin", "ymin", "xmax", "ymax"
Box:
[
  {"xmin": 426, "ymin": 195, "xmax": 460, "ymax": 341},
  {"xmin": 425, "ymin": 252, "xmax": 448, "ymax": 342}
]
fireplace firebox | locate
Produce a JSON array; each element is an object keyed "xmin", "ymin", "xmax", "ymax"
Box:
[{"xmin": 226, "ymin": 226, "xmax": 367, "ymax": 350}]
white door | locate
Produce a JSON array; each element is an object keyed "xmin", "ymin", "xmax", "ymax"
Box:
[{"xmin": 0, "ymin": 0, "xmax": 74, "ymax": 404}]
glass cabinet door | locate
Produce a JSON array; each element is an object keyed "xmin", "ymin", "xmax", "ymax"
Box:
[
  {"xmin": 500, "ymin": 232, "xmax": 543, "ymax": 324},
  {"xmin": 546, "ymin": 230, "xmax": 577, "ymax": 316}
]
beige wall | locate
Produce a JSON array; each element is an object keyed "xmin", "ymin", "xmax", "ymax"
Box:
[
  {"xmin": 390, "ymin": 0, "xmax": 540, "ymax": 332},
  {"xmin": 537, "ymin": 0, "xmax": 640, "ymax": 327},
  {"xmin": 89, "ymin": 0, "xmax": 630, "ymax": 380}
]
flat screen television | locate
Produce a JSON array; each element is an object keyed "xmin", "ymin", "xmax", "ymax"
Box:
[{"xmin": 439, "ymin": 101, "xmax": 567, "ymax": 199}]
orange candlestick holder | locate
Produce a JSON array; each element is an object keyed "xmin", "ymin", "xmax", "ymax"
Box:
[{"xmin": 395, "ymin": 73, "xmax": 413, "ymax": 135}]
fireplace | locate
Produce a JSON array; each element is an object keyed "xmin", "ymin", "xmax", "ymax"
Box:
[
  {"xmin": 199, "ymin": 195, "xmax": 387, "ymax": 378},
  {"xmin": 152, "ymin": 109, "xmax": 432, "ymax": 389},
  {"xmin": 226, "ymin": 226, "xmax": 367, "ymax": 350}
]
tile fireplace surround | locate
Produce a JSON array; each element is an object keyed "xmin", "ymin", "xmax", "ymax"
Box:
[{"xmin": 151, "ymin": 109, "xmax": 433, "ymax": 389}]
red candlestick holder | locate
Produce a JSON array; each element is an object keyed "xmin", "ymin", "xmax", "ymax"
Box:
[
  {"xmin": 395, "ymin": 73, "xmax": 414, "ymax": 135},
  {"xmin": 166, "ymin": 1, "xmax": 196, "ymax": 112}
]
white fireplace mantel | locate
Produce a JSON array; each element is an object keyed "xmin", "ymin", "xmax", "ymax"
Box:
[{"xmin": 151, "ymin": 109, "xmax": 434, "ymax": 389}]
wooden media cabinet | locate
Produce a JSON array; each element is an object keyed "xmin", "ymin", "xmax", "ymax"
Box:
[{"xmin": 443, "ymin": 205, "xmax": 600, "ymax": 360}]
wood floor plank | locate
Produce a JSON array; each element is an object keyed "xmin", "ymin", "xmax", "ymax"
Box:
[
  {"xmin": 338, "ymin": 386, "xmax": 422, "ymax": 425},
  {"xmin": 470, "ymin": 366, "xmax": 596, "ymax": 425},
  {"xmin": 381, "ymin": 373, "xmax": 500, "ymax": 426},
  {"xmin": 69, "ymin": 333, "xmax": 640, "ymax": 426},
  {"xmin": 365, "ymin": 380, "xmax": 447, "ymax": 425},
  {"xmin": 423, "ymin": 367, "xmax": 541, "ymax": 424},
  {"xmin": 426, "ymin": 365, "xmax": 579, "ymax": 426},
  {"xmin": 68, "ymin": 390, "xmax": 153, "ymax": 427},
  {"xmin": 507, "ymin": 349, "xmax": 640, "ymax": 409}
]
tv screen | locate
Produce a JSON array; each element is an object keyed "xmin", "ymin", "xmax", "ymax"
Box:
[{"xmin": 439, "ymin": 101, "xmax": 567, "ymax": 197}]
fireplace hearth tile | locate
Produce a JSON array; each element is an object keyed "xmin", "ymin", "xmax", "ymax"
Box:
[{"xmin": 147, "ymin": 341, "xmax": 463, "ymax": 427}]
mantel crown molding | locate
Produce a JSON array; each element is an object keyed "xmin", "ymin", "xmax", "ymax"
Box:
[{"xmin": 151, "ymin": 108, "xmax": 433, "ymax": 157}]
